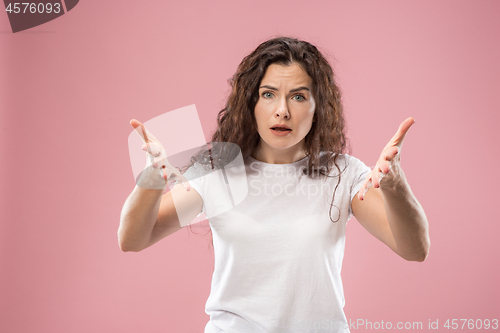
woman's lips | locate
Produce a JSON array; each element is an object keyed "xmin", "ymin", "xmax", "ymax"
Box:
[{"xmin": 270, "ymin": 128, "xmax": 292, "ymax": 136}]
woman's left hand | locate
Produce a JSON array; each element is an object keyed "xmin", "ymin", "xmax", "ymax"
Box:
[{"xmin": 358, "ymin": 117, "xmax": 415, "ymax": 200}]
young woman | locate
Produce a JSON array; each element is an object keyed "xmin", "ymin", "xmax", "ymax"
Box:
[{"xmin": 119, "ymin": 36, "xmax": 430, "ymax": 333}]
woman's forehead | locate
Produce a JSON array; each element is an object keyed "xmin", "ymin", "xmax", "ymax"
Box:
[{"xmin": 261, "ymin": 63, "xmax": 312, "ymax": 87}]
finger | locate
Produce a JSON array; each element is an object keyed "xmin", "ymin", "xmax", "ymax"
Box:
[
  {"xmin": 382, "ymin": 146, "xmax": 399, "ymax": 161},
  {"xmin": 388, "ymin": 117, "xmax": 415, "ymax": 147},
  {"xmin": 360, "ymin": 179, "xmax": 372, "ymax": 201},
  {"xmin": 130, "ymin": 119, "xmax": 148, "ymax": 142},
  {"xmin": 142, "ymin": 143, "xmax": 162, "ymax": 157},
  {"xmin": 358, "ymin": 180, "xmax": 367, "ymax": 201},
  {"xmin": 142, "ymin": 146, "xmax": 161, "ymax": 157},
  {"xmin": 158, "ymin": 164, "xmax": 166, "ymax": 179},
  {"xmin": 358, "ymin": 177, "xmax": 372, "ymax": 201},
  {"xmin": 378, "ymin": 160, "xmax": 391, "ymax": 174},
  {"xmin": 131, "ymin": 120, "xmax": 166, "ymax": 168},
  {"xmin": 399, "ymin": 117, "xmax": 416, "ymax": 135},
  {"xmin": 372, "ymin": 170, "xmax": 381, "ymax": 188},
  {"xmin": 130, "ymin": 120, "xmax": 155, "ymax": 163},
  {"xmin": 130, "ymin": 119, "xmax": 160, "ymax": 144},
  {"xmin": 162, "ymin": 166, "xmax": 169, "ymax": 182},
  {"xmin": 152, "ymin": 156, "xmax": 165, "ymax": 168}
]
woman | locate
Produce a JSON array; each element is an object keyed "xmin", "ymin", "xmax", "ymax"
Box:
[{"xmin": 119, "ymin": 36, "xmax": 430, "ymax": 333}]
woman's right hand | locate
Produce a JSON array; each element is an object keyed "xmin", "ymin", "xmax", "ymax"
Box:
[{"xmin": 130, "ymin": 119, "xmax": 191, "ymax": 191}]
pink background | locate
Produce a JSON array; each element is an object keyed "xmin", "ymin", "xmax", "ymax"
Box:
[{"xmin": 1, "ymin": 1, "xmax": 499, "ymax": 332}]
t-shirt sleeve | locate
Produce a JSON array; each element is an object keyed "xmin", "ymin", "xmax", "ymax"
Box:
[
  {"xmin": 182, "ymin": 163, "xmax": 206, "ymax": 217},
  {"xmin": 346, "ymin": 155, "xmax": 371, "ymax": 215}
]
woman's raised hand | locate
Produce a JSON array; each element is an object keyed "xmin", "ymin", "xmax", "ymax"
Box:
[
  {"xmin": 358, "ymin": 117, "xmax": 415, "ymax": 200},
  {"xmin": 130, "ymin": 119, "xmax": 190, "ymax": 191}
]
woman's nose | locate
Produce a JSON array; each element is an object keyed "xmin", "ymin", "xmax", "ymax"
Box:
[{"xmin": 275, "ymin": 99, "xmax": 290, "ymax": 119}]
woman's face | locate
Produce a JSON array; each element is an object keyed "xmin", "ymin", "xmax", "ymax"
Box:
[{"xmin": 254, "ymin": 62, "xmax": 316, "ymax": 160}]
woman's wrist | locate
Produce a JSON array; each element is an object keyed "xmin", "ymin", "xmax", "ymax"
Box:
[{"xmin": 136, "ymin": 164, "xmax": 167, "ymax": 190}]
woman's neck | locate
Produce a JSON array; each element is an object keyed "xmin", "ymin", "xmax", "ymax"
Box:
[{"xmin": 251, "ymin": 142, "xmax": 307, "ymax": 164}]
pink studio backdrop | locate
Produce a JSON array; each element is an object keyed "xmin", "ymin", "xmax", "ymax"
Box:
[{"xmin": 1, "ymin": 1, "xmax": 499, "ymax": 332}]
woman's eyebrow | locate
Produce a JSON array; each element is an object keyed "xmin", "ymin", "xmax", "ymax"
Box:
[{"xmin": 259, "ymin": 85, "xmax": 310, "ymax": 93}]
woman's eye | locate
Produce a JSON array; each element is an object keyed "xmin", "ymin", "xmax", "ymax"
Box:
[
  {"xmin": 262, "ymin": 92, "xmax": 274, "ymax": 98},
  {"xmin": 293, "ymin": 95, "xmax": 305, "ymax": 101}
]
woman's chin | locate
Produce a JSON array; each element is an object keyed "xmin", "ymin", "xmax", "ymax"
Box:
[{"xmin": 264, "ymin": 140, "xmax": 301, "ymax": 151}]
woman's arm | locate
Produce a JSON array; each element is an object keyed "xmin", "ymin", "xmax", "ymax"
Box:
[
  {"xmin": 118, "ymin": 183, "xmax": 203, "ymax": 252},
  {"xmin": 351, "ymin": 175, "xmax": 430, "ymax": 262},
  {"xmin": 118, "ymin": 186, "xmax": 165, "ymax": 252},
  {"xmin": 118, "ymin": 119, "xmax": 203, "ymax": 252},
  {"xmin": 351, "ymin": 118, "xmax": 430, "ymax": 262}
]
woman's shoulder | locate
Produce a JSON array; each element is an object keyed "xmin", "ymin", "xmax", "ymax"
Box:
[
  {"xmin": 317, "ymin": 151, "xmax": 369, "ymax": 177},
  {"xmin": 318, "ymin": 151, "xmax": 364, "ymax": 165}
]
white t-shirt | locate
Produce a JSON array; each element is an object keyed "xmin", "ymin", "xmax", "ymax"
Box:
[{"xmin": 185, "ymin": 152, "xmax": 371, "ymax": 333}]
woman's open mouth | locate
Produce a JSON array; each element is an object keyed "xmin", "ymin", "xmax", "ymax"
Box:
[{"xmin": 270, "ymin": 126, "xmax": 292, "ymax": 136}]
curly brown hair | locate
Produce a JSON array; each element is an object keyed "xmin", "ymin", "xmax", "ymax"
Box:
[{"xmin": 185, "ymin": 36, "xmax": 351, "ymax": 248}]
